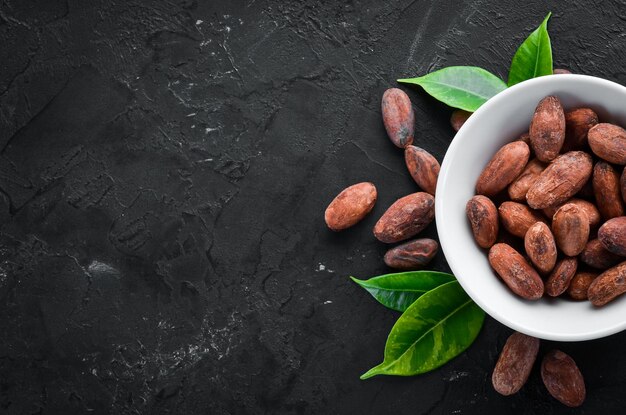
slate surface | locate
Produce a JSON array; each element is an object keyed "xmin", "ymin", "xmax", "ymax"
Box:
[{"xmin": 1, "ymin": 0, "xmax": 626, "ymax": 413}]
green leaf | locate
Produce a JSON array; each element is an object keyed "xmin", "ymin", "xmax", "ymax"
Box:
[
  {"xmin": 350, "ymin": 271, "xmax": 456, "ymax": 312},
  {"xmin": 507, "ymin": 13, "xmax": 553, "ymax": 86},
  {"xmin": 360, "ymin": 281, "xmax": 485, "ymax": 379},
  {"xmin": 397, "ymin": 66, "xmax": 507, "ymax": 112}
]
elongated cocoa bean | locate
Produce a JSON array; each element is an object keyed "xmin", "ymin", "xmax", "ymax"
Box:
[
  {"xmin": 546, "ymin": 257, "xmax": 578, "ymax": 297},
  {"xmin": 325, "ymin": 183, "xmax": 377, "ymax": 231},
  {"xmin": 492, "ymin": 332, "xmax": 540, "ymax": 396},
  {"xmin": 588, "ymin": 261, "xmax": 626, "ymax": 306},
  {"xmin": 476, "ymin": 142, "xmax": 530, "ymax": 197},
  {"xmin": 404, "ymin": 146, "xmax": 439, "ymax": 196},
  {"xmin": 466, "ymin": 195, "xmax": 499, "ymax": 248},
  {"xmin": 527, "ymin": 151, "xmax": 593, "ymax": 209},
  {"xmin": 541, "ymin": 350, "xmax": 586, "ymax": 408},
  {"xmin": 488, "ymin": 243, "xmax": 544, "ymax": 300},
  {"xmin": 373, "ymin": 192, "xmax": 434, "ymax": 243},
  {"xmin": 593, "ymin": 161, "xmax": 624, "ymax": 220},
  {"xmin": 529, "ymin": 96, "xmax": 565, "ymax": 162},
  {"xmin": 382, "ymin": 88, "xmax": 414, "ymax": 148},
  {"xmin": 383, "ymin": 238, "xmax": 438, "ymax": 270}
]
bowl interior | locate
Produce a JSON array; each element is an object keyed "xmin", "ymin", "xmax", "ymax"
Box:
[{"xmin": 436, "ymin": 74, "xmax": 626, "ymax": 341}]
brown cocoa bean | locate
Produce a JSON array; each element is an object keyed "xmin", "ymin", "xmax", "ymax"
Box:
[
  {"xmin": 476, "ymin": 141, "xmax": 530, "ymax": 196},
  {"xmin": 325, "ymin": 182, "xmax": 377, "ymax": 231},
  {"xmin": 580, "ymin": 239, "xmax": 622, "ymax": 269},
  {"xmin": 588, "ymin": 123, "xmax": 626, "ymax": 165},
  {"xmin": 373, "ymin": 192, "xmax": 434, "ymax": 243},
  {"xmin": 404, "ymin": 145, "xmax": 440, "ymax": 196},
  {"xmin": 588, "ymin": 261, "xmax": 626, "ymax": 306},
  {"xmin": 593, "ymin": 161, "xmax": 624, "ymax": 220},
  {"xmin": 598, "ymin": 216, "xmax": 626, "ymax": 256},
  {"xmin": 383, "ymin": 238, "xmax": 438, "ymax": 270},
  {"xmin": 529, "ymin": 95, "xmax": 566, "ymax": 162},
  {"xmin": 552, "ymin": 204, "xmax": 590, "ymax": 256},
  {"xmin": 492, "ymin": 332, "xmax": 540, "ymax": 396},
  {"xmin": 541, "ymin": 350, "xmax": 586, "ymax": 408},
  {"xmin": 450, "ymin": 109, "xmax": 471, "ymax": 132},
  {"xmin": 553, "ymin": 68, "xmax": 572, "ymax": 74},
  {"xmin": 499, "ymin": 201, "xmax": 547, "ymax": 238},
  {"xmin": 381, "ymin": 88, "xmax": 414, "ymax": 148},
  {"xmin": 466, "ymin": 195, "xmax": 499, "ymax": 248},
  {"xmin": 542, "ymin": 198, "xmax": 601, "ymax": 229},
  {"xmin": 621, "ymin": 166, "xmax": 626, "ymax": 205},
  {"xmin": 488, "ymin": 243, "xmax": 544, "ymax": 300},
  {"xmin": 508, "ymin": 159, "xmax": 546, "ymax": 202},
  {"xmin": 576, "ymin": 176, "xmax": 595, "ymax": 199},
  {"xmin": 567, "ymin": 272, "xmax": 597, "ymax": 301},
  {"xmin": 524, "ymin": 222, "xmax": 557, "ymax": 274},
  {"xmin": 517, "ymin": 132, "xmax": 531, "ymax": 145},
  {"xmin": 546, "ymin": 257, "xmax": 578, "ymax": 297},
  {"xmin": 562, "ymin": 108, "xmax": 598, "ymax": 151},
  {"xmin": 527, "ymin": 151, "xmax": 593, "ymax": 209}
]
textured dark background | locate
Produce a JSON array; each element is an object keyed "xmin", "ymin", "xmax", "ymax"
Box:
[{"xmin": 1, "ymin": 0, "xmax": 626, "ymax": 413}]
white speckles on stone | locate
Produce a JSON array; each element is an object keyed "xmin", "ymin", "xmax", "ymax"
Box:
[
  {"xmin": 316, "ymin": 263, "xmax": 335, "ymax": 273},
  {"xmin": 87, "ymin": 260, "xmax": 118, "ymax": 277},
  {"xmin": 446, "ymin": 371, "xmax": 470, "ymax": 382}
]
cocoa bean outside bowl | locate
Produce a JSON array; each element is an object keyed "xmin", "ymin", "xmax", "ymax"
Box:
[{"xmin": 435, "ymin": 74, "xmax": 626, "ymax": 341}]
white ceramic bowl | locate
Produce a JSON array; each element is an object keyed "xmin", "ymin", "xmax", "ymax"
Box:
[{"xmin": 436, "ymin": 74, "xmax": 626, "ymax": 341}]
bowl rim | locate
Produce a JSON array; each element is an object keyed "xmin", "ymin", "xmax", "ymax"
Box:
[{"xmin": 435, "ymin": 74, "xmax": 626, "ymax": 342}]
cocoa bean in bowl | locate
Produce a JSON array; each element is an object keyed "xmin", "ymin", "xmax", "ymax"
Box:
[{"xmin": 435, "ymin": 75, "xmax": 626, "ymax": 341}]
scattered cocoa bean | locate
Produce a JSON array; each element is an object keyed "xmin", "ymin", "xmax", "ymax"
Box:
[
  {"xmin": 541, "ymin": 350, "xmax": 586, "ymax": 408},
  {"xmin": 450, "ymin": 109, "xmax": 471, "ymax": 132},
  {"xmin": 325, "ymin": 182, "xmax": 377, "ymax": 231},
  {"xmin": 553, "ymin": 68, "xmax": 572, "ymax": 74},
  {"xmin": 381, "ymin": 88, "xmax": 414, "ymax": 148},
  {"xmin": 383, "ymin": 238, "xmax": 438, "ymax": 270},
  {"xmin": 373, "ymin": 192, "xmax": 435, "ymax": 243},
  {"xmin": 404, "ymin": 145, "xmax": 440, "ymax": 196},
  {"xmin": 492, "ymin": 332, "xmax": 540, "ymax": 396}
]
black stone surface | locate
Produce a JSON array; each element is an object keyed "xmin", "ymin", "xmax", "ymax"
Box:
[{"xmin": 1, "ymin": 0, "xmax": 626, "ymax": 413}]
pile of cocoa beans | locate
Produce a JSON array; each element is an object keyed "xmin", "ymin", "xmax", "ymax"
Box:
[
  {"xmin": 324, "ymin": 88, "xmax": 591, "ymax": 408},
  {"xmin": 468, "ymin": 95, "xmax": 626, "ymax": 307},
  {"xmin": 324, "ymin": 88, "xmax": 441, "ymax": 269}
]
